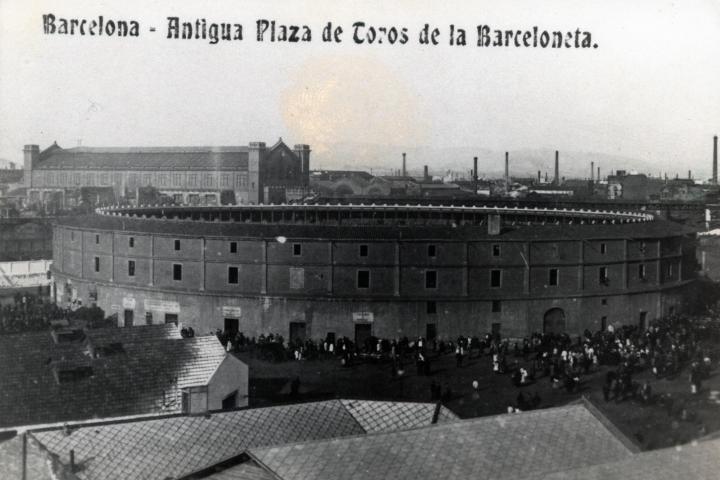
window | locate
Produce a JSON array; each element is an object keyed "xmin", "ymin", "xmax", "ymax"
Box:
[
  {"xmin": 145, "ymin": 312, "xmax": 153, "ymax": 325},
  {"xmin": 551, "ymin": 243, "xmax": 559, "ymax": 258},
  {"xmin": 492, "ymin": 300, "xmax": 502, "ymax": 313},
  {"xmin": 667, "ymin": 263, "xmax": 673, "ymax": 277},
  {"xmin": 357, "ymin": 270, "xmax": 370, "ymax": 289},
  {"xmin": 548, "ymin": 268, "xmax": 559, "ymax": 286},
  {"xmin": 230, "ymin": 242, "xmax": 237, "ymax": 253},
  {"xmin": 599, "ymin": 267, "xmax": 609, "ymax": 285},
  {"xmin": 425, "ymin": 270, "xmax": 437, "ymax": 289},
  {"xmin": 174, "ymin": 239, "xmax": 181, "ymax": 251},
  {"xmin": 293, "ymin": 243, "xmax": 302, "ymax": 256},
  {"xmin": 427, "ymin": 245, "xmax": 436, "ymax": 257},
  {"xmin": 492, "ymin": 244, "xmax": 501, "ymax": 257},
  {"xmin": 426, "ymin": 301, "xmax": 437, "ymax": 314},
  {"xmin": 94, "ymin": 256, "xmax": 100, "ymax": 272},
  {"xmin": 359, "ymin": 244, "xmax": 368, "ymax": 257},
  {"xmin": 490, "ymin": 269, "xmax": 502, "ymax": 288},
  {"xmin": 71, "ymin": 231, "xmax": 75, "ymax": 241},
  {"xmin": 128, "ymin": 260, "xmax": 135, "ymax": 277},
  {"xmin": 228, "ymin": 266, "xmax": 239, "ymax": 284},
  {"xmin": 638, "ymin": 264, "xmax": 646, "ymax": 280},
  {"xmin": 129, "ymin": 237, "xmax": 135, "ymax": 248},
  {"xmin": 639, "ymin": 241, "xmax": 646, "ymax": 254},
  {"xmin": 173, "ymin": 264, "xmax": 182, "ymax": 281},
  {"xmin": 600, "ymin": 243, "xmax": 607, "ymax": 254},
  {"xmin": 95, "ymin": 234, "xmax": 100, "ymax": 244},
  {"xmin": 601, "ymin": 298, "xmax": 608, "ymax": 306}
]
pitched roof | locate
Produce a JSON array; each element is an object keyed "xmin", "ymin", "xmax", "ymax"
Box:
[
  {"xmin": 0, "ymin": 434, "xmax": 58, "ymax": 480},
  {"xmin": 29, "ymin": 400, "xmax": 456, "ymax": 480},
  {"xmin": 35, "ymin": 145, "xmax": 250, "ymax": 171},
  {"xmin": 540, "ymin": 437, "xmax": 720, "ymax": 480},
  {"xmin": 0, "ymin": 325, "xmax": 227, "ymax": 428},
  {"xmin": 247, "ymin": 404, "xmax": 635, "ymax": 480}
]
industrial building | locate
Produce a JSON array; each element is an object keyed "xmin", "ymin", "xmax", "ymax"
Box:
[
  {"xmin": 21, "ymin": 139, "xmax": 310, "ymax": 207},
  {"xmin": 50, "ymin": 203, "xmax": 697, "ymax": 343}
]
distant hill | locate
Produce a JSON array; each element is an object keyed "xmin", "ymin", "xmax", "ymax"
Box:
[{"xmin": 312, "ymin": 142, "xmax": 684, "ymax": 181}]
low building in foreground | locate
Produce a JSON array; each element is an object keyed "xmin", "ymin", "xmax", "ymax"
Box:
[
  {"xmin": 0, "ymin": 323, "xmax": 248, "ymax": 429},
  {"xmin": 7, "ymin": 399, "xmax": 715, "ymax": 480}
]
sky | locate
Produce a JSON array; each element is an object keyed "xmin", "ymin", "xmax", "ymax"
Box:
[{"xmin": 0, "ymin": 0, "xmax": 719, "ymax": 177}]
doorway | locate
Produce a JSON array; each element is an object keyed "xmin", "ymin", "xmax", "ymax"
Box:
[
  {"xmin": 639, "ymin": 311, "xmax": 647, "ymax": 330},
  {"xmin": 224, "ymin": 318, "xmax": 239, "ymax": 337},
  {"xmin": 354, "ymin": 323, "xmax": 372, "ymax": 350},
  {"xmin": 289, "ymin": 322, "xmax": 307, "ymax": 344},
  {"xmin": 123, "ymin": 309, "xmax": 134, "ymax": 327},
  {"xmin": 543, "ymin": 308, "xmax": 566, "ymax": 334},
  {"xmin": 426, "ymin": 323, "xmax": 437, "ymax": 341}
]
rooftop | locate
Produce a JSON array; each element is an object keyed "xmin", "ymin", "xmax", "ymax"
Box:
[
  {"xmin": 34, "ymin": 143, "xmax": 257, "ymax": 171},
  {"xmin": 53, "ymin": 204, "xmax": 696, "ymax": 242},
  {"xmin": 28, "ymin": 399, "xmax": 457, "ymax": 480},
  {"xmin": 246, "ymin": 403, "xmax": 635, "ymax": 480},
  {"xmin": 0, "ymin": 324, "xmax": 227, "ymax": 428}
]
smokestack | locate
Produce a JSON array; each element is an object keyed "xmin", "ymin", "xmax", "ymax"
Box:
[
  {"xmin": 537, "ymin": 170, "xmax": 541, "ymax": 183},
  {"xmin": 402, "ymin": 153, "xmax": 406, "ymax": 177},
  {"xmin": 713, "ymin": 135, "xmax": 718, "ymax": 185},
  {"xmin": 424, "ymin": 165, "xmax": 429, "ymax": 180},
  {"xmin": 689, "ymin": 170, "xmax": 692, "ymax": 180},
  {"xmin": 554, "ymin": 151, "xmax": 560, "ymax": 186},
  {"xmin": 597, "ymin": 166, "xmax": 600, "ymax": 181},
  {"xmin": 473, "ymin": 156, "xmax": 478, "ymax": 192},
  {"xmin": 504, "ymin": 152, "xmax": 509, "ymax": 187},
  {"xmin": 591, "ymin": 161, "xmax": 594, "ymax": 181}
]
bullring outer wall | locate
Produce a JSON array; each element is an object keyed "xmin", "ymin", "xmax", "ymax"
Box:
[{"xmin": 50, "ymin": 204, "xmax": 697, "ymax": 341}]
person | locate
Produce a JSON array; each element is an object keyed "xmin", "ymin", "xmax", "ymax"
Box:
[
  {"xmin": 456, "ymin": 344, "xmax": 464, "ymax": 368},
  {"xmin": 690, "ymin": 363, "xmax": 702, "ymax": 395}
]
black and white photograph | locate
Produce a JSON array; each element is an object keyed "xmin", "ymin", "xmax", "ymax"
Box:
[{"xmin": 0, "ymin": 0, "xmax": 719, "ymax": 478}]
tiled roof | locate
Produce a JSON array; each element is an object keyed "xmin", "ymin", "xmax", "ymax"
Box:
[
  {"xmin": 0, "ymin": 325, "xmax": 226, "ymax": 428},
  {"xmin": 56, "ymin": 213, "xmax": 693, "ymax": 242},
  {"xmin": 206, "ymin": 462, "xmax": 277, "ymax": 480},
  {"xmin": 29, "ymin": 399, "xmax": 453, "ymax": 480},
  {"xmin": 35, "ymin": 146, "xmax": 250, "ymax": 171},
  {"xmin": 540, "ymin": 437, "xmax": 720, "ymax": 480},
  {"xmin": 339, "ymin": 399, "xmax": 454, "ymax": 434},
  {"xmin": 0, "ymin": 434, "xmax": 57, "ymax": 480},
  {"xmin": 248, "ymin": 404, "xmax": 635, "ymax": 480}
]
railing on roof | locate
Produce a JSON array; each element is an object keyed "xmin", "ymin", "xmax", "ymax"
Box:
[{"xmin": 93, "ymin": 203, "xmax": 655, "ymax": 227}]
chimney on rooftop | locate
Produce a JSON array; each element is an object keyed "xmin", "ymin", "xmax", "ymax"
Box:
[
  {"xmin": 537, "ymin": 170, "xmax": 541, "ymax": 183},
  {"xmin": 591, "ymin": 161, "xmax": 594, "ymax": 182},
  {"xmin": 402, "ymin": 153, "xmax": 406, "ymax": 177},
  {"xmin": 70, "ymin": 449, "xmax": 76, "ymax": 473},
  {"xmin": 713, "ymin": 135, "xmax": 718, "ymax": 185},
  {"xmin": 597, "ymin": 166, "xmax": 600, "ymax": 181},
  {"xmin": 424, "ymin": 165, "xmax": 429, "ymax": 180}
]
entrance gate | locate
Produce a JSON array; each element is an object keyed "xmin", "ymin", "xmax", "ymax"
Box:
[{"xmin": 543, "ymin": 308, "xmax": 566, "ymax": 334}]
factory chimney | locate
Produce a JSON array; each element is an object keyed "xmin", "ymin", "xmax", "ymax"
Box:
[
  {"xmin": 537, "ymin": 170, "xmax": 541, "ymax": 183},
  {"xmin": 689, "ymin": 170, "xmax": 692, "ymax": 180},
  {"xmin": 713, "ymin": 135, "xmax": 718, "ymax": 185},
  {"xmin": 402, "ymin": 153, "xmax": 406, "ymax": 177},
  {"xmin": 423, "ymin": 165, "xmax": 429, "ymax": 180},
  {"xmin": 597, "ymin": 166, "xmax": 600, "ymax": 181},
  {"xmin": 473, "ymin": 157, "xmax": 478, "ymax": 192},
  {"xmin": 591, "ymin": 161, "xmax": 594, "ymax": 181},
  {"xmin": 504, "ymin": 152, "xmax": 509, "ymax": 189},
  {"xmin": 554, "ymin": 151, "xmax": 560, "ymax": 186}
]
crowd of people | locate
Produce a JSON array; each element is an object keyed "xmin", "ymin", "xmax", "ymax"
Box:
[
  {"xmin": 0, "ymin": 292, "xmax": 110, "ymax": 334},
  {"xmin": 220, "ymin": 313, "xmax": 717, "ymax": 415}
]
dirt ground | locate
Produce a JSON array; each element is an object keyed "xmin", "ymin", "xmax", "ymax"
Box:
[{"xmin": 237, "ymin": 348, "xmax": 720, "ymax": 451}]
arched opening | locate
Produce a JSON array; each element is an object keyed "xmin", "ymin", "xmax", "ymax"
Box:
[{"xmin": 543, "ymin": 308, "xmax": 566, "ymax": 334}]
